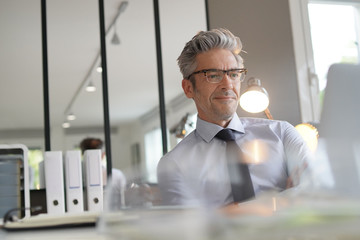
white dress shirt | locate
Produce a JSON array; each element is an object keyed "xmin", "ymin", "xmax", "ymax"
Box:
[{"xmin": 157, "ymin": 114, "xmax": 312, "ymax": 207}]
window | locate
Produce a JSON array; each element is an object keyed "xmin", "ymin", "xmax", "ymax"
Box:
[
  {"xmin": 289, "ymin": 0, "xmax": 360, "ymax": 122},
  {"xmin": 28, "ymin": 148, "xmax": 43, "ymax": 189},
  {"xmin": 144, "ymin": 128, "xmax": 163, "ymax": 183},
  {"xmin": 308, "ymin": 2, "xmax": 360, "ymax": 96}
]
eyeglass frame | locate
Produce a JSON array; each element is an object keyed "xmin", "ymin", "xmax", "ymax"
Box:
[{"xmin": 186, "ymin": 68, "xmax": 247, "ymax": 83}]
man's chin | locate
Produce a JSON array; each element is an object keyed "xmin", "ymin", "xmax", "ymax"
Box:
[
  {"xmin": 215, "ymin": 105, "xmax": 237, "ymax": 116},
  {"xmin": 215, "ymin": 110, "xmax": 236, "ymax": 120}
]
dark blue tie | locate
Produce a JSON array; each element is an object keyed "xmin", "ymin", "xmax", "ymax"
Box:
[{"xmin": 216, "ymin": 129, "xmax": 255, "ymax": 203}]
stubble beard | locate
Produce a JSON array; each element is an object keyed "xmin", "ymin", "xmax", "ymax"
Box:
[
  {"xmin": 213, "ymin": 102, "xmax": 236, "ymax": 122},
  {"xmin": 193, "ymin": 84, "xmax": 238, "ymax": 123}
]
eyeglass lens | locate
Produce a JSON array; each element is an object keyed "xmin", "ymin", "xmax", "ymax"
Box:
[{"xmin": 205, "ymin": 69, "xmax": 245, "ymax": 83}]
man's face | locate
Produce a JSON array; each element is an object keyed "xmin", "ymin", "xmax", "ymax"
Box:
[{"xmin": 182, "ymin": 48, "xmax": 242, "ymax": 126}]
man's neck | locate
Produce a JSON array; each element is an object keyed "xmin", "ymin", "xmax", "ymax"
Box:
[{"xmin": 198, "ymin": 114, "xmax": 234, "ymax": 128}]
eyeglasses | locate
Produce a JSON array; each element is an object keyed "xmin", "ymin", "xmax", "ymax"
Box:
[{"xmin": 187, "ymin": 68, "xmax": 247, "ymax": 83}]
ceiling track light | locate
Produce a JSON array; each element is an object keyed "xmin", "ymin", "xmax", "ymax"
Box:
[
  {"xmin": 86, "ymin": 80, "xmax": 96, "ymax": 92},
  {"xmin": 62, "ymin": 1, "xmax": 128, "ymax": 128},
  {"xmin": 96, "ymin": 64, "xmax": 103, "ymax": 73},
  {"xmin": 62, "ymin": 121, "xmax": 70, "ymax": 129},
  {"xmin": 111, "ymin": 22, "xmax": 121, "ymax": 45},
  {"xmin": 67, "ymin": 112, "xmax": 76, "ymax": 121}
]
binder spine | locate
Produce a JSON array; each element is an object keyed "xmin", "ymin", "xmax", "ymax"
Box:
[
  {"xmin": 44, "ymin": 151, "xmax": 65, "ymax": 215},
  {"xmin": 65, "ymin": 150, "xmax": 84, "ymax": 213},
  {"xmin": 84, "ymin": 149, "xmax": 103, "ymax": 212}
]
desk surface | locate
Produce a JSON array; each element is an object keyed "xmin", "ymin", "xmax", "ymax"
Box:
[
  {"xmin": 1, "ymin": 198, "xmax": 360, "ymax": 240},
  {"xmin": 0, "ymin": 226, "xmax": 105, "ymax": 240}
]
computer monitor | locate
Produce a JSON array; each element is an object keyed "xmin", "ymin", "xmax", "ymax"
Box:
[
  {"xmin": 316, "ymin": 63, "xmax": 360, "ymax": 197},
  {"xmin": 0, "ymin": 144, "xmax": 30, "ymax": 224},
  {"xmin": 319, "ymin": 63, "xmax": 360, "ymax": 139}
]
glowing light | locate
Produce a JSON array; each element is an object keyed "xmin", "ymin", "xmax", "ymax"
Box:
[
  {"xmin": 241, "ymin": 139, "xmax": 269, "ymax": 164},
  {"xmin": 86, "ymin": 81, "xmax": 96, "ymax": 92},
  {"xmin": 239, "ymin": 78, "xmax": 270, "ymax": 114},
  {"xmin": 66, "ymin": 113, "xmax": 76, "ymax": 121},
  {"xmin": 62, "ymin": 122, "xmax": 70, "ymax": 128},
  {"xmin": 295, "ymin": 123, "xmax": 319, "ymax": 152},
  {"xmin": 272, "ymin": 197, "xmax": 277, "ymax": 212},
  {"xmin": 240, "ymin": 91, "xmax": 269, "ymax": 113}
]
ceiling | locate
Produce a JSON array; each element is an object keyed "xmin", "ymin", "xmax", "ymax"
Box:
[{"xmin": 0, "ymin": 0, "xmax": 207, "ymax": 131}]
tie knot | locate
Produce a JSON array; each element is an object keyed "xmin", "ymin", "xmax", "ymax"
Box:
[{"xmin": 215, "ymin": 129, "xmax": 236, "ymax": 141}]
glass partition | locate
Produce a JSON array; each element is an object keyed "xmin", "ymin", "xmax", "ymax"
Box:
[
  {"xmin": 0, "ymin": 0, "xmax": 208, "ymax": 198},
  {"xmin": 106, "ymin": 0, "xmax": 208, "ymax": 185},
  {"xmin": 160, "ymin": 0, "xmax": 207, "ymax": 151},
  {"xmin": 105, "ymin": 0, "xmax": 159, "ymax": 184},
  {"xmin": 0, "ymin": 1, "xmax": 44, "ymax": 189},
  {"xmin": 47, "ymin": 0, "xmax": 105, "ymax": 152}
]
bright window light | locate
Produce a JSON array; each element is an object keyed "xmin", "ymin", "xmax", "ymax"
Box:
[
  {"xmin": 144, "ymin": 128, "xmax": 163, "ymax": 183},
  {"xmin": 308, "ymin": 3, "xmax": 359, "ymax": 92}
]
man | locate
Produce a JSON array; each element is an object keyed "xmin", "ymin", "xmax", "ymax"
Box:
[{"xmin": 157, "ymin": 28, "xmax": 312, "ymax": 207}]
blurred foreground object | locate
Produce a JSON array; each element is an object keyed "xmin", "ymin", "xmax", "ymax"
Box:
[
  {"xmin": 97, "ymin": 192, "xmax": 360, "ymax": 240},
  {"xmin": 311, "ymin": 63, "xmax": 360, "ymax": 198},
  {"xmin": 318, "ymin": 64, "xmax": 360, "ymax": 140}
]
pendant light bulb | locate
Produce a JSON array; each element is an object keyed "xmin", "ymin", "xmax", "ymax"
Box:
[
  {"xmin": 62, "ymin": 121, "xmax": 70, "ymax": 129},
  {"xmin": 240, "ymin": 77, "xmax": 270, "ymax": 113},
  {"xmin": 67, "ymin": 112, "xmax": 76, "ymax": 121},
  {"xmin": 86, "ymin": 80, "xmax": 96, "ymax": 92}
]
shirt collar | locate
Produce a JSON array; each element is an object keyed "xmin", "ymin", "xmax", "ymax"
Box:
[{"xmin": 196, "ymin": 113, "xmax": 245, "ymax": 143}]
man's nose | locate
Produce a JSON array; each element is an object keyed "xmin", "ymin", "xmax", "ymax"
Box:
[{"xmin": 220, "ymin": 73, "xmax": 233, "ymax": 88}]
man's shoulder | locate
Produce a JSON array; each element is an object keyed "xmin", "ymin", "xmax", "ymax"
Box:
[
  {"xmin": 158, "ymin": 130, "xmax": 199, "ymax": 166},
  {"xmin": 239, "ymin": 117, "xmax": 291, "ymax": 127},
  {"xmin": 164, "ymin": 131, "xmax": 197, "ymax": 155},
  {"xmin": 239, "ymin": 117, "xmax": 295, "ymax": 137}
]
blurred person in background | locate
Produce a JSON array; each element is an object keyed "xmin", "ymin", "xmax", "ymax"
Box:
[{"xmin": 80, "ymin": 137, "xmax": 127, "ymax": 203}]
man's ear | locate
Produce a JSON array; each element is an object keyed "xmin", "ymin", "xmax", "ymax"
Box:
[{"xmin": 182, "ymin": 79, "xmax": 194, "ymax": 98}]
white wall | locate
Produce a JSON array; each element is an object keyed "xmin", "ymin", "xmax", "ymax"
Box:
[{"xmin": 208, "ymin": 0, "xmax": 303, "ymax": 125}]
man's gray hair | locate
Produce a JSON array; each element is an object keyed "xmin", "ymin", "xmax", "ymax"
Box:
[{"xmin": 177, "ymin": 28, "xmax": 244, "ymax": 80}]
